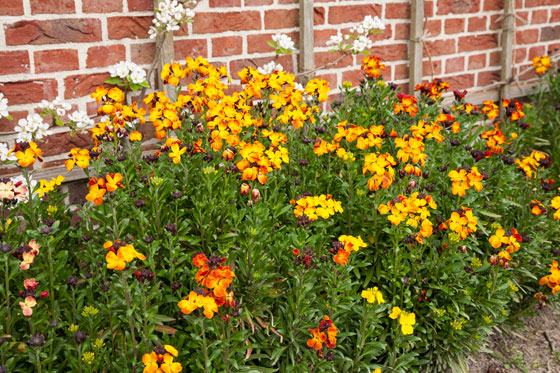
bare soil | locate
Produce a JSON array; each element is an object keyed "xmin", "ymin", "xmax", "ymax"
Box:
[{"xmin": 467, "ymin": 306, "xmax": 560, "ymax": 373}]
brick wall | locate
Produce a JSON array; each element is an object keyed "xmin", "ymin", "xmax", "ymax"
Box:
[{"xmin": 1, "ymin": 0, "xmax": 560, "ymax": 179}]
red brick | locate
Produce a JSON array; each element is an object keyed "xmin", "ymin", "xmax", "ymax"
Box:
[
  {"xmin": 483, "ymin": 0, "xmax": 503, "ymax": 11},
  {"xmin": 314, "ymin": 7, "xmax": 325, "ymax": 25},
  {"xmin": 212, "ymin": 36, "xmax": 243, "ymax": 57},
  {"xmin": 209, "ymin": 0, "xmax": 240, "ymax": 6},
  {"xmin": 314, "ymin": 52, "xmax": 353, "ymax": 70},
  {"xmin": 394, "ymin": 23, "xmax": 410, "ymax": 40},
  {"xmin": 0, "ymin": 51, "xmax": 30, "ymax": 75},
  {"xmin": 394, "ymin": 63, "xmax": 408, "ymax": 80},
  {"xmin": 425, "ymin": 1, "xmax": 434, "ymax": 17},
  {"xmin": 0, "ymin": 0, "xmax": 24, "ymax": 15},
  {"xmin": 248, "ymin": 32, "xmax": 298, "ymax": 54},
  {"xmin": 43, "ymin": 131, "xmax": 93, "ymax": 157},
  {"xmin": 370, "ymin": 44, "xmax": 407, "ymax": 62},
  {"xmin": 516, "ymin": 29, "xmax": 539, "ymax": 44},
  {"xmin": 445, "ymin": 18, "xmax": 465, "ymax": 34},
  {"xmin": 34, "ymin": 49, "xmax": 79, "ymax": 73},
  {"xmin": 245, "ymin": 0, "xmax": 273, "ymax": 5},
  {"xmin": 518, "ymin": 63, "xmax": 537, "ymax": 81},
  {"xmin": 174, "ymin": 39, "xmax": 208, "ymax": 60},
  {"xmin": 0, "ymin": 167, "xmax": 20, "ymax": 177},
  {"xmin": 458, "ymin": 34, "xmax": 498, "ymax": 52},
  {"xmin": 445, "ymin": 56, "xmax": 464, "ymax": 74},
  {"xmin": 525, "ymin": 0, "xmax": 557, "ymax": 6},
  {"xmin": 489, "ymin": 14, "xmax": 503, "ymax": 30},
  {"xmin": 229, "ymin": 55, "xmax": 293, "ymax": 76},
  {"xmin": 424, "ymin": 39, "xmax": 456, "ymax": 56},
  {"xmin": 128, "ymin": 0, "xmax": 152, "ymax": 11},
  {"xmin": 514, "ymin": 48, "xmax": 527, "ymax": 64},
  {"xmin": 30, "ymin": 0, "xmax": 74, "ymax": 14},
  {"xmin": 386, "ymin": 3, "xmax": 410, "ymax": 19},
  {"xmin": 86, "ymin": 45, "xmax": 126, "ymax": 68},
  {"xmin": 341, "ymin": 70, "xmax": 363, "ymax": 86},
  {"xmin": 1, "ymin": 80, "xmax": 58, "ymax": 105},
  {"xmin": 528, "ymin": 46, "xmax": 546, "ymax": 59},
  {"xmin": 371, "ymin": 24, "xmax": 393, "ymax": 42},
  {"xmin": 194, "ymin": 11, "xmax": 261, "ymax": 33},
  {"xmin": 436, "ymin": 0, "xmax": 480, "ymax": 15},
  {"xmin": 468, "ymin": 54, "xmax": 486, "ymax": 70},
  {"xmin": 64, "ymin": 73, "xmax": 110, "ymax": 99},
  {"xmin": 532, "ymin": 9, "xmax": 549, "ymax": 24},
  {"xmin": 423, "ymin": 60, "xmax": 442, "ymax": 77},
  {"xmin": 277, "ymin": 0, "xmax": 297, "ymax": 3},
  {"xmin": 425, "ymin": 19, "xmax": 441, "ymax": 37},
  {"xmin": 514, "ymin": 11, "xmax": 529, "ymax": 27},
  {"xmin": 488, "ymin": 51, "xmax": 500, "ymax": 67},
  {"xmin": 328, "ymin": 5, "xmax": 382, "ymax": 25},
  {"xmin": 468, "ymin": 16, "xmax": 487, "ymax": 32},
  {"xmin": 5, "ymin": 19, "xmax": 102, "ymax": 46},
  {"xmin": 542, "ymin": 26, "xmax": 560, "ymax": 42},
  {"xmin": 0, "ymin": 110, "xmax": 26, "ymax": 132},
  {"xmin": 107, "ymin": 16, "xmax": 152, "ymax": 40},
  {"xmin": 130, "ymin": 42, "xmax": 155, "ymax": 65},
  {"xmin": 264, "ymin": 9, "xmax": 298, "ymax": 29},
  {"xmin": 83, "ymin": 0, "xmax": 123, "ymax": 13},
  {"xmin": 477, "ymin": 70, "xmax": 500, "ymax": 87},
  {"xmin": 551, "ymin": 8, "xmax": 560, "ymax": 23},
  {"xmin": 445, "ymin": 74, "xmax": 475, "ymax": 90}
]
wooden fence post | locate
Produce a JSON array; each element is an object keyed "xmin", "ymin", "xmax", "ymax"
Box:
[
  {"xmin": 500, "ymin": 0, "xmax": 514, "ymax": 101},
  {"xmin": 409, "ymin": 0, "xmax": 424, "ymax": 95},
  {"xmin": 153, "ymin": 0, "xmax": 175, "ymax": 98},
  {"xmin": 299, "ymin": 0, "xmax": 315, "ymax": 83}
]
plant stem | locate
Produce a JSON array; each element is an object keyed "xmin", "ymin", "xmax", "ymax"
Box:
[
  {"xmin": 23, "ymin": 168, "xmax": 37, "ymax": 229},
  {"xmin": 141, "ymin": 289, "xmax": 150, "ymax": 351},
  {"xmin": 35, "ymin": 349, "xmax": 42, "ymax": 373},
  {"xmin": 200, "ymin": 319, "xmax": 209, "ymax": 373},
  {"xmin": 221, "ymin": 320, "xmax": 231, "ymax": 373},
  {"xmin": 4, "ymin": 257, "xmax": 10, "ymax": 335},
  {"xmin": 46, "ymin": 241, "xmax": 56, "ymax": 318},
  {"xmin": 121, "ymin": 272, "xmax": 138, "ymax": 371}
]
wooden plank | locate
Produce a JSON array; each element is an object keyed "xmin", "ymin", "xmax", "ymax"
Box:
[
  {"xmin": 299, "ymin": 0, "xmax": 315, "ymax": 83},
  {"xmin": 409, "ymin": 0, "xmax": 424, "ymax": 95},
  {"xmin": 153, "ymin": 0, "xmax": 176, "ymax": 99},
  {"xmin": 500, "ymin": 0, "xmax": 515, "ymax": 101}
]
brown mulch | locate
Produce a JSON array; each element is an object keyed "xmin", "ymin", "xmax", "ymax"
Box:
[{"xmin": 467, "ymin": 306, "xmax": 560, "ymax": 373}]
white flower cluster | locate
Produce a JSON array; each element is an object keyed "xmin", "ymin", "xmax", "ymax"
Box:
[
  {"xmin": 0, "ymin": 142, "xmax": 16, "ymax": 162},
  {"xmin": 326, "ymin": 15, "xmax": 385, "ymax": 54},
  {"xmin": 68, "ymin": 111, "xmax": 94, "ymax": 129},
  {"xmin": 38, "ymin": 96, "xmax": 72, "ymax": 117},
  {"xmin": 272, "ymin": 34, "xmax": 296, "ymax": 52},
  {"xmin": 14, "ymin": 113, "xmax": 52, "ymax": 143},
  {"xmin": 258, "ymin": 61, "xmax": 284, "ymax": 75},
  {"xmin": 149, "ymin": 0, "xmax": 196, "ymax": 39},
  {"xmin": 109, "ymin": 61, "xmax": 147, "ymax": 85},
  {"xmin": 0, "ymin": 93, "xmax": 9, "ymax": 119}
]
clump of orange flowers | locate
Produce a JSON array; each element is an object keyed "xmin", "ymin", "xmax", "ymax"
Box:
[
  {"xmin": 481, "ymin": 100, "xmax": 500, "ymax": 120},
  {"xmin": 65, "ymin": 148, "xmax": 91, "ymax": 171},
  {"xmin": 448, "ymin": 166, "xmax": 484, "ymax": 197},
  {"xmin": 532, "ymin": 55, "xmax": 552, "ymax": 75},
  {"xmin": 393, "ymin": 94, "xmax": 418, "ymax": 117},
  {"xmin": 395, "ymin": 135, "xmax": 426, "ymax": 166},
  {"xmin": 178, "ymin": 253, "xmax": 235, "ymax": 319},
  {"xmin": 515, "ymin": 151, "xmax": 550, "ymax": 178},
  {"xmin": 361, "ymin": 56, "xmax": 385, "ymax": 79},
  {"xmin": 489, "ymin": 226, "xmax": 522, "ymax": 266},
  {"xmin": 441, "ymin": 206, "xmax": 478, "ymax": 240},
  {"xmin": 480, "ymin": 123, "xmax": 507, "ymax": 155},
  {"xmin": 539, "ymin": 260, "xmax": 560, "ymax": 294},
  {"xmin": 362, "ymin": 153, "xmax": 396, "ymax": 191},
  {"xmin": 104, "ymin": 240, "xmax": 146, "ymax": 271},
  {"xmin": 415, "ymin": 77, "xmax": 450, "ymax": 100},
  {"xmin": 530, "ymin": 200, "xmax": 546, "ymax": 216},
  {"xmin": 290, "ymin": 194, "xmax": 343, "ymax": 222},
  {"xmin": 307, "ymin": 316, "xmax": 338, "ymax": 358},
  {"xmin": 85, "ymin": 173, "xmax": 125, "ymax": 205},
  {"xmin": 142, "ymin": 345, "xmax": 182, "ymax": 373},
  {"xmin": 11, "ymin": 142, "xmax": 43, "ymax": 168},
  {"xmin": 332, "ymin": 235, "xmax": 367, "ymax": 266}
]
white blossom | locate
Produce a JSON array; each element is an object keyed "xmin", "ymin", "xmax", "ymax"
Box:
[
  {"xmin": 258, "ymin": 62, "xmax": 284, "ymax": 75},
  {"xmin": 0, "ymin": 93, "xmax": 9, "ymax": 118},
  {"xmin": 294, "ymin": 82, "xmax": 304, "ymax": 91},
  {"xmin": 68, "ymin": 111, "xmax": 94, "ymax": 129},
  {"xmin": 351, "ymin": 35, "xmax": 374, "ymax": 53},
  {"xmin": 109, "ymin": 61, "xmax": 147, "ymax": 85},
  {"xmin": 272, "ymin": 34, "xmax": 296, "ymax": 52},
  {"xmin": 0, "ymin": 142, "xmax": 16, "ymax": 162},
  {"xmin": 326, "ymin": 15, "xmax": 385, "ymax": 54},
  {"xmin": 14, "ymin": 113, "xmax": 51, "ymax": 142},
  {"xmin": 149, "ymin": 0, "xmax": 197, "ymax": 39},
  {"xmin": 326, "ymin": 31, "xmax": 344, "ymax": 48}
]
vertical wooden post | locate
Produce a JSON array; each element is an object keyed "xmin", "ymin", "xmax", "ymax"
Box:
[
  {"xmin": 500, "ymin": 0, "xmax": 514, "ymax": 101},
  {"xmin": 409, "ymin": 0, "xmax": 424, "ymax": 95},
  {"xmin": 299, "ymin": 0, "xmax": 315, "ymax": 83},
  {"xmin": 154, "ymin": 0, "xmax": 175, "ymax": 98}
]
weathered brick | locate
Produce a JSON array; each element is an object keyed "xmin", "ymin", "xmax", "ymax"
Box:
[
  {"xmin": 341, "ymin": 70, "xmax": 365, "ymax": 86},
  {"xmin": 34, "ymin": 49, "xmax": 79, "ymax": 73},
  {"xmin": 264, "ymin": 9, "xmax": 298, "ymax": 29},
  {"xmin": 468, "ymin": 16, "xmax": 487, "ymax": 32},
  {"xmin": 245, "ymin": 0, "xmax": 273, "ymax": 5},
  {"xmin": 445, "ymin": 74, "xmax": 475, "ymax": 90},
  {"xmin": 0, "ymin": 0, "xmax": 24, "ymax": 15},
  {"xmin": 488, "ymin": 51, "xmax": 500, "ymax": 66},
  {"xmin": 394, "ymin": 63, "xmax": 408, "ymax": 81},
  {"xmin": 174, "ymin": 39, "xmax": 208, "ymax": 60},
  {"xmin": 525, "ymin": 0, "xmax": 557, "ymax": 6},
  {"xmin": 514, "ymin": 48, "xmax": 527, "ymax": 64},
  {"xmin": 424, "ymin": 0, "xmax": 434, "ymax": 17},
  {"xmin": 5, "ymin": 19, "xmax": 102, "ymax": 46},
  {"xmin": 468, "ymin": 53, "xmax": 486, "ymax": 70},
  {"xmin": 423, "ymin": 60, "xmax": 442, "ymax": 77},
  {"xmin": 107, "ymin": 16, "xmax": 152, "ymax": 40},
  {"xmin": 0, "ymin": 51, "xmax": 30, "ymax": 75},
  {"xmin": 514, "ymin": 11, "xmax": 529, "ymax": 27},
  {"xmin": 248, "ymin": 32, "xmax": 298, "ymax": 54},
  {"xmin": 551, "ymin": 8, "xmax": 560, "ymax": 23},
  {"xmin": 328, "ymin": 5, "xmax": 382, "ymax": 25},
  {"xmin": 445, "ymin": 18, "xmax": 465, "ymax": 34},
  {"xmin": 314, "ymin": 52, "xmax": 354, "ymax": 69},
  {"xmin": 541, "ymin": 26, "xmax": 560, "ymax": 42},
  {"xmin": 532, "ymin": 9, "xmax": 549, "ymax": 24},
  {"xmin": 128, "ymin": 0, "xmax": 152, "ymax": 11},
  {"xmin": 42, "ymin": 131, "xmax": 93, "ymax": 156},
  {"xmin": 30, "ymin": 0, "xmax": 75, "ymax": 14},
  {"xmin": 477, "ymin": 69, "xmax": 500, "ymax": 87},
  {"xmin": 87, "ymin": 45, "xmax": 126, "ymax": 68},
  {"xmin": 394, "ymin": 23, "xmax": 410, "ymax": 40},
  {"xmin": 1, "ymin": 80, "xmax": 58, "ymax": 105},
  {"xmin": 314, "ymin": 7, "xmax": 325, "ymax": 25},
  {"xmin": 445, "ymin": 56, "xmax": 464, "ymax": 74},
  {"xmin": 436, "ymin": 0, "xmax": 480, "ymax": 15},
  {"xmin": 458, "ymin": 34, "xmax": 498, "ymax": 52},
  {"xmin": 131, "ymin": 42, "xmax": 156, "ymax": 65},
  {"xmin": 424, "ymin": 39, "xmax": 456, "ymax": 56},
  {"xmin": 83, "ymin": 0, "xmax": 123, "ymax": 13},
  {"xmin": 64, "ymin": 73, "xmax": 110, "ymax": 99},
  {"xmin": 528, "ymin": 46, "xmax": 546, "ymax": 59},
  {"xmin": 212, "ymin": 36, "xmax": 243, "ymax": 57},
  {"xmin": 210, "ymin": 0, "xmax": 240, "ymax": 6},
  {"xmin": 425, "ymin": 19, "xmax": 442, "ymax": 37},
  {"xmin": 193, "ymin": 11, "xmax": 261, "ymax": 34},
  {"xmin": 0, "ymin": 110, "xmax": 26, "ymax": 132},
  {"xmin": 516, "ymin": 29, "xmax": 539, "ymax": 45},
  {"xmin": 386, "ymin": 2, "xmax": 410, "ymax": 19},
  {"xmin": 370, "ymin": 44, "xmax": 407, "ymax": 62},
  {"xmin": 483, "ymin": 0, "xmax": 503, "ymax": 11}
]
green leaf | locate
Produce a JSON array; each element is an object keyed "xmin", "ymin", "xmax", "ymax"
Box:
[{"xmin": 104, "ymin": 77, "xmax": 123, "ymax": 85}]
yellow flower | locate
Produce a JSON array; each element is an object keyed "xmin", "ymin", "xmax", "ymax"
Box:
[
  {"xmin": 82, "ymin": 351, "xmax": 95, "ymax": 365},
  {"xmin": 169, "ymin": 144, "xmax": 186, "ymax": 164},
  {"xmin": 129, "ymin": 131, "xmax": 143, "ymax": 141},
  {"xmin": 361, "ymin": 287, "xmax": 385, "ymax": 304}
]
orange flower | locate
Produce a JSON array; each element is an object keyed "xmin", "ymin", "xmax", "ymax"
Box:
[{"xmin": 106, "ymin": 173, "xmax": 125, "ymax": 192}]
